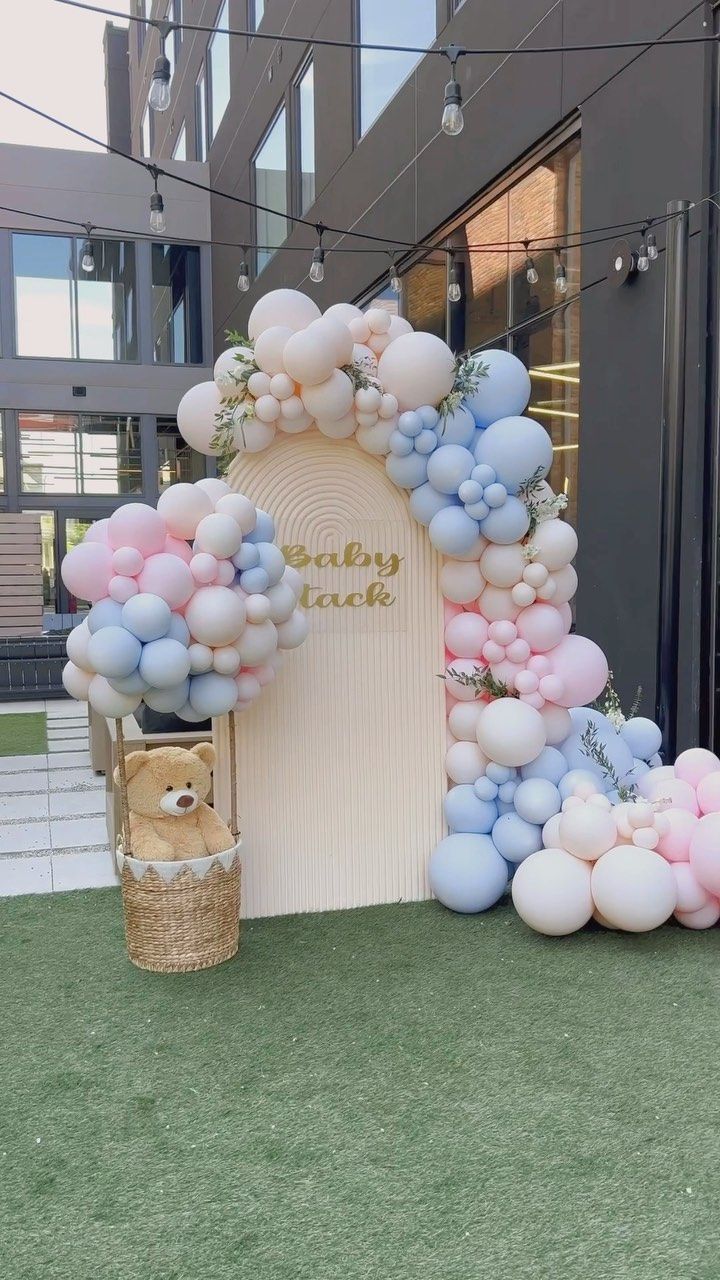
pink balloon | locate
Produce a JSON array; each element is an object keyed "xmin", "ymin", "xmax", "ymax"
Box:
[
  {"xmin": 137, "ymin": 553, "xmax": 195, "ymax": 608},
  {"xmin": 108, "ymin": 575, "xmax": 139, "ymax": 604},
  {"xmin": 643, "ymin": 776, "xmax": 699, "ymax": 815},
  {"xmin": 111, "ymin": 546, "xmax": 144, "ymax": 577},
  {"xmin": 84, "ymin": 518, "xmax": 110, "ymax": 545},
  {"xmin": 638, "ymin": 765, "xmax": 676, "ymax": 798},
  {"xmin": 655, "ymin": 808, "xmax": 699, "ymax": 862},
  {"xmin": 545, "ymin": 634, "xmax": 609, "ymax": 707},
  {"xmin": 61, "ymin": 541, "xmax": 113, "ymax": 603},
  {"xmin": 216, "ymin": 560, "xmax": 237, "ymax": 587},
  {"xmin": 108, "ymin": 503, "xmax": 166, "ymax": 556},
  {"xmin": 674, "ymin": 747, "xmax": 720, "ymax": 788},
  {"xmin": 249, "ymin": 664, "xmax": 276, "ymax": 687},
  {"xmin": 689, "ymin": 813, "xmax": 720, "ymax": 895},
  {"xmin": 696, "ymin": 771, "xmax": 720, "ymax": 815},
  {"xmin": 557, "ymin": 602, "xmax": 573, "ymax": 633},
  {"xmin": 164, "ymin": 535, "xmax": 193, "ymax": 565},
  {"xmin": 675, "ymin": 898, "xmax": 720, "ymax": 929},
  {"xmin": 516, "ymin": 603, "xmax": 565, "ymax": 653},
  {"xmin": 671, "ymin": 862, "xmax": 712, "ymax": 914},
  {"xmin": 444, "ymin": 612, "xmax": 489, "ymax": 659}
]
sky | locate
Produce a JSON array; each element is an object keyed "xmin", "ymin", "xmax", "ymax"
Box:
[{"xmin": 0, "ymin": 0, "xmax": 130, "ymax": 151}]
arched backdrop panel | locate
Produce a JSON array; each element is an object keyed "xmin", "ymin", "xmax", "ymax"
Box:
[{"xmin": 213, "ymin": 433, "xmax": 446, "ymax": 918}]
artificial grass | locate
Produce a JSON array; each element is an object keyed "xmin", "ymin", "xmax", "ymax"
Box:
[
  {"xmin": 0, "ymin": 711, "xmax": 47, "ymax": 756},
  {"xmin": 0, "ymin": 893, "xmax": 718, "ymax": 1280}
]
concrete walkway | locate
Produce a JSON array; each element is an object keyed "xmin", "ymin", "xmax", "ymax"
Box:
[{"xmin": 0, "ymin": 700, "xmax": 117, "ymax": 896}]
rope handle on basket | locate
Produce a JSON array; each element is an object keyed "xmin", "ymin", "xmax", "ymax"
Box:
[
  {"xmin": 115, "ymin": 717, "xmax": 133, "ymax": 858},
  {"xmin": 228, "ymin": 709, "xmax": 240, "ymax": 842}
]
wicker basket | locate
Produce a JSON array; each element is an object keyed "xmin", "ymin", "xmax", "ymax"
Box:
[{"xmin": 116, "ymin": 846, "xmax": 242, "ymax": 973}]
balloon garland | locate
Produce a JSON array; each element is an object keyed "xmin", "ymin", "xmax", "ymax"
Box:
[{"xmin": 163, "ymin": 288, "xmax": 720, "ymax": 936}]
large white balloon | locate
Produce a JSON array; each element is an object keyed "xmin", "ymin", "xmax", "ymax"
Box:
[
  {"xmin": 194, "ymin": 512, "xmax": 244, "ymax": 558},
  {"xmin": 439, "ymin": 560, "xmax": 485, "ymax": 604},
  {"xmin": 157, "ymin": 483, "xmax": 214, "ymax": 540},
  {"xmin": 62, "ymin": 660, "xmax": 92, "ymax": 700},
  {"xmin": 235, "ymin": 619, "xmax": 278, "ymax": 665},
  {"xmin": 378, "ymin": 332, "xmax": 456, "ymax": 412},
  {"xmin": 176, "ymin": 381, "xmax": 224, "ymax": 455},
  {"xmin": 215, "ymin": 493, "xmax": 257, "ymax": 534},
  {"xmin": 512, "ymin": 848, "xmax": 593, "ymax": 935},
  {"xmin": 324, "ymin": 302, "xmax": 363, "ymax": 326},
  {"xmin": 476, "ymin": 698, "xmax": 547, "ymax": 767},
  {"xmin": 87, "ymin": 674, "xmax": 142, "ymax": 718},
  {"xmin": 213, "ymin": 346, "xmax": 255, "ymax": 393},
  {"xmin": 301, "ymin": 370, "xmax": 354, "ymax": 421},
  {"xmin": 283, "ymin": 326, "xmax": 337, "ymax": 387},
  {"xmin": 276, "ymin": 609, "xmax": 309, "ymax": 649},
  {"xmin": 248, "ymin": 288, "xmax": 321, "ymax": 339},
  {"xmin": 591, "ymin": 846, "xmax": 677, "ymax": 932},
  {"xmin": 531, "ymin": 520, "xmax": 578, "ymax": 571},
  {"xmin": 185, "ymin": 586, "xmax": 246, "ymax": 646},
  {"xmin": 232, "ymin": 416, "xmax": 276, "ymax": 453}
]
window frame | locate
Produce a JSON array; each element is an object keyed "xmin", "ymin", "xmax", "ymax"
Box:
[
  {"xmin": 251, "ymin": 104, "xmax": 290, "ymax": 276},
  {"xmin": 150, "ymin": 241, "xmax": 204, "ymax": 367},
  {"xmin": 194, "ymin": 66, "xmax": 208, "ymax": 161},
  {"xmin": 207, "ymin": 0, "xmax": 231, "ymax": 146},
  {"xmin": 248, "ymin": 0, "xmax": 265, "ymax": 31},
  {"xmin": 292, "ymin": 54, "xmax": 316, "ymax": 218},
  {"xmin": 353, "ymin": 0, "xmax": 437, "ymax": 141},
  {"xmin": 172, "ymin": 121, "xmax": 187, "ymax": 160}
]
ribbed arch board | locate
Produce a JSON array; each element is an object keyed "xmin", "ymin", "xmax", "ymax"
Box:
[{"xmin": 213, "ymin": 432, "xmax": 446, "ymax": 919}]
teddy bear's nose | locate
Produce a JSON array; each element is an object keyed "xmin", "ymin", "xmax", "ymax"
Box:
[{"xmin": 176, "ymin": 793, "xmax": 194, "ymax": 809}]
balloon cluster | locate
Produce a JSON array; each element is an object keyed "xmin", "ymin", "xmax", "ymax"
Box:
[{"xmin": 60, "ymin": 478, "xmax": 308, "ymax": 722}]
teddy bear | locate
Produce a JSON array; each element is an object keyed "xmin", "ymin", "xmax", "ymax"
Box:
[{"xmin": 114, "ymin": 743, "xmax": 236, "ymax": 862}]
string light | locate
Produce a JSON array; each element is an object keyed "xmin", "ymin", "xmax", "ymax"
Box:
[
  {"xmin": 447, "ymin": 252, "xmax": 462, "ymax": 302},
  {"xmin": 388, "ymin": 252, "xmax": 401, "ymax": 294},
  {"xmin": 149, "ymin": 167, "xmax": 166, "ymax": 234},
  {"xmin": 523, "ymin": 241, "xmax": 539, "ymax": 285},
  {"xmin": 309, "ymin": 224, "xmax": 325, "ymax": 283},
  {"xmin": 237, "ymin": 251, "xmax": 250, "ymax": 292},
  {"xmin": 441, "ymin": 46, "xmax": 465, "ymax": 137},
  {"xmin": 646, "ymin": 219, "xmax": 659, "ymax": 260},
  {"xmin": 637, "ymin": 226, "xmax": 650, "ymax": 272},
  {"xmin": 554, "ymin": 248, "xmax": 567, "ymax": 296},
  {"xmin": 148, "ymin": 20, "xmax": 174, "ymax": 112},
  {"xmin": 80, "ymin": 222, "xmax": 95, "ymax": 273}
]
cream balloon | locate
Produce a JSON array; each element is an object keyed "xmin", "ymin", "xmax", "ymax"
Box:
[
  {"xmin": 66, "ymin": 620, "xmax": 95, "ymax": 673},
  {"xmin": 356, "ymin": 420, "xmax": 395, "ymax": 455},
  {"xmin": 62, "ymin": 660, "xmax": 93, "ymax": 700},
  {"xmin": 282, "ymin": 326, "xmax": 337, "ymax": 387},
  {"xmin": 477, "ymin": 585, "xmax": 521, "ymax": 623},
  {"xmin": 176, "ymin": 381, "xmax": 224, "ymax": 455},
  {"xmin": 324, "ymin": 302, "xmax": 363, "ymax": 325},
  {"xmin": 269, "ymin": 372, "xmax": 295, "ymax": 401},
  {"xmin": 480, "ymin": 543, "xmax": 526, "ymax": 589},
  {"xmin": 387, "ymin": 315, "xmax": 413, "ymax": 342},
  {"xmin": 185, "ymin": 586, "xmax": 246, "ymax": 647},
  {"xmin": 232, "ymin": 417, "xmax": 276, "ymax": 453},
  {"xmin": 549, "ymin": 564, "xmax": 578, "ymax": 605},
  {"xmin": 276, "ymin": 609, "xmax": 309, "ymax": 649},
  {"xmin": 254, "ymin": 394, "xmax": 281, "ymax": 423},
  {"xmin": 445, "ymin": 740, "xmax": 487, "ymax": 785},
  {"xmin": 352, "ymin": 343, "xmax": 379, "ymax": 377},
  {"xmin": 213, "ymin": 346, "xmax": 255, "ymax": 393},
  {"xmin": 215, "ymin": 493, "xmax": 257, "ymax": 534},
  {"xmin": 591, "ymin": 846, "xmax": 677, "ymax": 932},
  {"xmin": 314, "ymin": 315, "xmax": 354, "ymax": 366},
  {"xmin": 378, "ymin": 332, "xmax": 456, "ymax": 412},
  {"xmin": 247, "ymin": 370, "xmax": 272, "ymax": 398},
  {"xmin": 476, "ymin": 698, "xmax": 547, "ymax": 767},
  {"xmin": 439, "ymin": 560, "xmax": 485, "ymax": 604},
  {"xmin": 316, "ymin": 412, "xmax": 357, "ymax": 439},
  {"xmin": 278, "ymin": 400, "xmax": 314, "ymax": 434},
  {"xmin": 539, "ymin": 702, "xmax": 572, "ymax": 744},
  {"xmin": 448, "ymin": 701, "xmax": 483, "ymax": 742},
  {"xmin": 531, "ymin": 520, "xmax": 578, "ymax": 571},
  {"xmin": 157, "ymin": 483, "xmax": 214, "ymax": 540},
  {"xmin": 558, "ymin": 805, "xmax": 617, "ymax": 861},
  {"xmin": 512, "ymin": 848, "xmax": 593, "ymax": 936},
  {"xmin": 88, "ymin": 674, "xmax": 142, "ymax": 718},
  {"xmin": 301, "ymin": 370, "xmax": 354, "ymax": 421},
  {"xmin": 253, "ymin": 325, "xmax": 293, "ymax": 376},
  {"xmin": 248, "ymin": 288, "xmax": 321, "ymax": 339}
]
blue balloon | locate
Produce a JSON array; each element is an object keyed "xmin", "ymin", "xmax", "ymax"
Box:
[
  {"xmin": 474, "ymin": 776, "xmax": 498, "ymax": 801},
  {"xmin": 244, "ymin": 509, "xmax": 275, "ymax": 544},
  {"xmin": 486, "ymin": 763, "xmax": 514, "ymax": 785},
  {"xmin": 232, "ymin": 543, "xmax": 260, "ymax": 571},
  {"xmin": 414, "ymin": 428, "xmax": 439, "ymax": 456},
  {"xmin": 497, "ymin": 800, "xmax": 515, "ymax": 816},
  {"xmin": 558, "ymin": 768, "xmax": 605, "ymax": 800},
  {"xmin": 398, "ymin": 410, "xmax": 423, "ymax": 438},
  {"xmin": 389, "ymin": 430, "xmax": 414, "ymax": 457},
  {"xmin": 498, "ymin": 780, "xmax": 518, "ymax": 804},
  {"xmin": 139, "ymin": 637, "xmax": 192, "ymax": 689},
  {"xmin": 86, "ymin": 626, "xmax": 142, "ymax": 679},
  {"xmin": 240, "ymin": 566, "xmax": 270, "ymax": 593},
  {"xmin": 513, "ymin": 778, "xmax": 562, "ymax": 825},
  {"xmin": 628, "ymin": 758, "xmax": 650, "ymax": 782},
  {"xmin": 444, "ymin": 785, "xmax": 498, "ymax": 834},
  {"xmin": 464, "ymin": 349, "xmax": 531, "ymax": 428},
  {"xmin": 561, "ymin": 722, "xmax": 634, "ymax": 787},
  {"xmin": 491, "ymin": 813, "xmax": 542, "ymax": 864},
  {"xmin": 87, "ymin": 598, "xmax": 124, "ymax": 634},
  {"xmin": 428, "ymin": 506, "xmax": 480, "ymax": 555},
  {"xmin": 426, "ymin": 444, "xmax": 476, "ymax": 495},
  {"xmin": 109, "ymin": 670, "xmax": 149, "ymax": 695},
  {"xmin": 409, "ymin": 483, "xmax": 458, "ymax": 527},
  {"xmin": 122, "ymin": 593, "xmax": 171, "ymax": 643},
  {"xmin": 385, "ymin": 451, "xmax": 428, "ymax": 490},
  {"xmin": 648, "ymin": 752, "xmax": 663, "ymax": 768},
  {"xmin": 429, "ymin": 834, "xmax": 508, "ymax": 913},
  {"xmin": 256, "ymin": 542, "xmax": 285, "ymax": 586},
  {"xmin": 188, "ymin": 672, "xmax": 238, "ymax": 717},
  {"xmin": 436, "ymin": 404, "xmax": 476, "ymax": 447},
  {"xmin": 474, "ymin": 417, "xmax": 553, "ymax": 494},
  {"xmin": 417, "ymin": 404, "xmax": 440, "ymax": 429},
  {"xmin": 166, "ymin": 613, "xmax": 190, "ymax": 646},
  {"xmin": 480, "ymin": 495, "xmax": 530, "ymax": 544},
  {"xmin": 521, "ymin": 746, "xmax": 568, "ymax": 785},
  {"xmin": 619, "ymin": 717, "xmax": 663, "ymax": 761},
  {"xmin": 143, "ymin": 680, "xmax": 191, "ymax": 714}
]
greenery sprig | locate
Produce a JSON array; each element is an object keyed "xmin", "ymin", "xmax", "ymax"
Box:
[
  {"xmin": 591, "ymin": 670, "xmax": 643, "ymax": 729},
  {"xmin": 580, "ymin": 722, "xmax": 638, "ymax": 802},
  {"xmin": 440, "ymin": 664, "xmax": 511, "ymax": 700},
  {"xmin": 438, "ymin": 355, "xmax": 488, "ymax": 424},
  {"xmin": 341, "ymin": 362, "xmax": 378, "ymax": 393}
]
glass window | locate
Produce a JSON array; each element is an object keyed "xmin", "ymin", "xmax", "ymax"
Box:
[
  {"xmin": 0, "ymin": 412, "xmax": 4, "ymax": 492},
  {"xmin": 509, "ymin": 137, "xmax": 582, "ymax": 327},
  {"xmin": 157, "ymin": 417, "xmax": 206, "ymax": 488},
  {"xmin": 19, "ymin": 412, "xmax": 142, "ymax": 496},
  {"xmin": 141, "ymin": 104, "xmax": 152, "ymax": 157},
  {"xmin": 453, "ymin": 195, "xmax": 509, "ymax": 350},
  {"xmin": 22, "ymin": 510, "xmax": 57, "ymax": 611},
  {"xmin": 358, "ymin": 0, "xmax": 436, "ymax": 136},
  {"xmin": 173, "ymin": 123, "xmax": 187, "ymax": 160},
  {"xmin": 208, "ymin": 0, "xmax": 231, "ymax": 142},
  {"xmin": 254, "ymin": 109, "xmax": 287, "ymax": 271},
  {"xmin": 151, "ymin": 243, "xmax": 203, "ymax": 364},
  {"xmin": 297, "ymin": 61, "xmax": 315, "ymax": 214},
  {"xmin": 195, "ymin": 69, "xmax": 207, "ymax": 161},
  {"xmin": 13, "ymin": 234, "xmax": 137, "ymax": 361},
  {"xmin": 250, "ymin": 0, "xmax": 265, "ymax": 28},
  {"xmin": 171, "ymin": 0, "xmax": 182, "ymax": 66},
  {"xmin": 403, "ymin": 257, "xmax": 446, "ymax": 341}
]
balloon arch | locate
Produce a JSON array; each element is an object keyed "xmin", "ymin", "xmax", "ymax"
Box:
[{"xmin": 62, "ymin": 288, "xmax": 720, "ymax": 936}]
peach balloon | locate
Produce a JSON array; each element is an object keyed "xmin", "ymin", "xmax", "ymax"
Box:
[
  {"xmin": 282, "ymin": 326, "xmax": 337, "ymax": 386},
  {"xmin": 248, "ymin": 288, "xmax": 321, "ymax": 339},
  {"xmin": 643, "ymin": 775, "xmax": 699, "ymax": 815},
  {"xmin": 316, "ymin": 412, "xmax": 357, "ymax": 439},
  {"xmin": 531, "ymin": 520, "xmax": 578, "ymax": 571},
  {"xmin": 445, "ymin": 740, "xmax": 487, "ymax": 785},
  {"xmin": 672, "ymin": 862, "xmax": 712, "ymax": 914},
  {"xmin": 447, "ymin": 701, "xmax": 483, "ymax": 742},
  {"xmin": 253, "ymin": 325, "xmax": 293, "ymax": 376},
  {"xmin": 654, "ymin": 807, "xmax": 698, "ymax": 862},
  {"xmin": 688, "ymin": 813, "xmax": 720, "ymax": 895},
  {"xmin": 477, "ymin": 585, "xmax": 521, "ymax": 623},
  {"xmin": 378, "ymin": 331, "xmax": 456, "ymax": 412},
  {"xmin": 696, "ymin": 771, "xmax": 720, "ymax": 814},
  {"xmin": 301, "ymin": 369, "xmax": 354, "ymax": 421},
  {"xmin": 675, "ymin": 898, "xmax": 720, "ymax": 929},
  {"xmin": 324, "ymin": 302, "xmax": 363, "ymax": 325},
  {"xmin": 440, "ymin": 560, "xmax": 485, "ymax": 605},
  {"xmin": 444, "ymin": 612, "xmax": 489, "ymax": 659},
  {"xmin": 675, "ymin": 747, "xmax": 720, "ymax": 788},
  {"xmin": 356, "ymin": 421, "xmax": 395, "ymax": 455},
  {"xmin": 480, "ymin": 543, "xmax": 526, "ymax": 588},
  {"xmin": 558, "ymin": 804, "xmax": 616, "ymax": 860}
]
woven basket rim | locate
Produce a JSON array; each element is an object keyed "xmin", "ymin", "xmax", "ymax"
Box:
[{"xmin": 116, "ymin": 841, "xmax": 242, "ymax": 882}]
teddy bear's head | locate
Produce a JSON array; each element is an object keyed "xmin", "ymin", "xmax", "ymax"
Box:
[{"xmin": 115, "ymin": 743, "xmax": 216, "ymax": 819}]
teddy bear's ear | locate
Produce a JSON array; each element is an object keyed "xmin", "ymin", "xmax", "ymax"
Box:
[
  {"xmin": 113, "ymin": 751, "xmax": 148, "ymax": 787},
  {"xmin": 192, "ymin": 742, "xmax": 216, "ymax": 770}
]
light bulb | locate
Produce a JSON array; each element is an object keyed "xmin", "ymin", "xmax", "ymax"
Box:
[
  {"xmin": 237, "ymin": 261, "xmax": 250, "ymax": 292},
  {"xmin": 390, "ymin": 271, "xmax": 401, "ymax": 294},
  {"xmin": 554, "ymin": 264, "xmax": 567, "ymax": 295},
  {"xmin": 525, "ymin": 258, "xmax": 539, "ymax": 286},
  {"xmin": 441, "ymin": 80, "xmax": 464, "ymax": 137},
  {"xmin": 647, "ymin": 232, "xmax": 658, "ymax": 260},
  {"xmin": 149, "ymin": 55, "xmax": 171, "ymax": 111},
  {"xmin": 310, "ymin": 246, "xmax": 325, "ymax": 284},
  {"xmin": 448, "ymin": 280, "xmax": 462, "ymax": 303},
  {"xmin": 81, "ymin": 242, "xmax": 94, "ymax": 273},
  {"xmin": 637, "ymin": 240, "xmax": 649, "ymax": 272},
  {"xmin": 149, "ymin": 191, "xmax": 166, "ymax": 234}
]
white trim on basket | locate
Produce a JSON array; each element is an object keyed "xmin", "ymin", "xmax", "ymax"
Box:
[{"xmin": 116, "ymin": 843, "xmax": 242, "ymax": 883}]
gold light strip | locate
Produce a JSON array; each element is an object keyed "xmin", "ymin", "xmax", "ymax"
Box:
[
  {"xmin": 530, "ymin": 406, "xmax": 580, "ymax": 420},
  {"xmin": 529, "ymin": 369, "xmax": 580, "ymax": 385}
]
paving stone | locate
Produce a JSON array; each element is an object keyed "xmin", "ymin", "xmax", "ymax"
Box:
[
  {"xmin": 50, "ymin": 816, "xmax": 110, "ymax": 851},
  {"xmin": 0, "ymin": 855, "xmax": 53, "ymax": 895}
]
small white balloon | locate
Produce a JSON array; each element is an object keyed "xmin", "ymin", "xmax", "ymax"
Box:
[
  {"xmin": 194, "ymin": 512, "xmax": 243, "ymax": 558},
  {"xmin": 176, "ymin": 381, "xmax": 224, "ymax": 455},
  {"xmin": 254, "ymin": 394, "xmax": 281, "ymax": 423},
  {"xmin": 236, "ymin": 619, "xmax": 279, "ymax": 665},
  {"xmin": 275, "ymin": 609, "xmax": 309, "ymax": 650},
  {"xmin": 213, "ymin": 346, "xmax": 255, "ymax": 393},
  {"xmin": 365, "ymin": 307, "xmax": 391, "ymax": 335},
  {"xmin": 247, "ymin": 370, "xmax": 272, "ymax": 398},
  {"xmin": 188, "ymin": 642, "xmax": 215, "ymax": 673},
  {"xmin": 253, "ymin": 325, "xmax": 293, "ymax": 376},
  {"xmin": 215, "ymin": 493, "xmax": 257, "ymax": 534},
  {"xmin": 213, "ymin": 646, "xmax": 242, "ymax": 675},
  {"xmin": 62, "ymin": 660, "xmax": 92, "ymax": 700},
  {"xmin": 245, "ymin": 593, "xmax": 272, "ymax": 623},
  {"xmin": 269, "ymin": 372, "xmax": 296, "ymax": 401}
]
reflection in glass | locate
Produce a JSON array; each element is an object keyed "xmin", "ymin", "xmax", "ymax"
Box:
[
  {"xmin": 209, "ymin": 0, "xmax": 231, "ymax": 141},
  {"xmin": 141, "ymin": 105, "xmax": 152, "ymax": 157},
  {"xmin": 404, "ymin": 258, "xmax": 446, "ymax": 342},
  {"xmin": 254, "ymin": 110, "xmax": 287, "ymax": 271},
  {"xmin": 509, "ymin": 137, "xmax": 581, "ymax": 326},
  {"xmin": 23, "ymin": 510, "xmax": 57, "ymax": 610},
  {"xmin": 151, "ymin": 244, "xmax": 202, "ymax": 364},
  {"xmin": 19, "ymin": 412, "xmax": 142, "ymax": 496},
  {"xmin": 453, "ymin": 195, "xmax": 509, "ymax": 349},
  {"xmin": 195, "ymin": 69, "xmax": 207, "ymax": 161},
  {"xmin": 13, "ymin": 233, "xmax": 137, "ymax": 361},
  {"xmin": 297, "ymin": 62, "xmax": 315, "ymax": 214},
  {"xmin": 358, "ymin": 0, "xmax": 436, "ymax": 136},
  {"xmin": 511, "ymin": 299, "xmax": 580, "ymax": 530},
  {"xmin": 173, "ymin": 123, "xmax": 187, "ymax": 160},
  {"xmin": 157, "ymin": 416, "xmax": 206, "ymax": 488},
  {"xmin": 250, "ymin": 0, "xmax": 264, "ymax": 28}
]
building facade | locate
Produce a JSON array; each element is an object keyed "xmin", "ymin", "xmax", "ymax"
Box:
[
  {"xmin": 0, "ymin": 141, "xmax": 214, "ymax": 622},
  {"xmin": 123, "ymin": 0, "xmax": 719, "ymax": 754}
]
